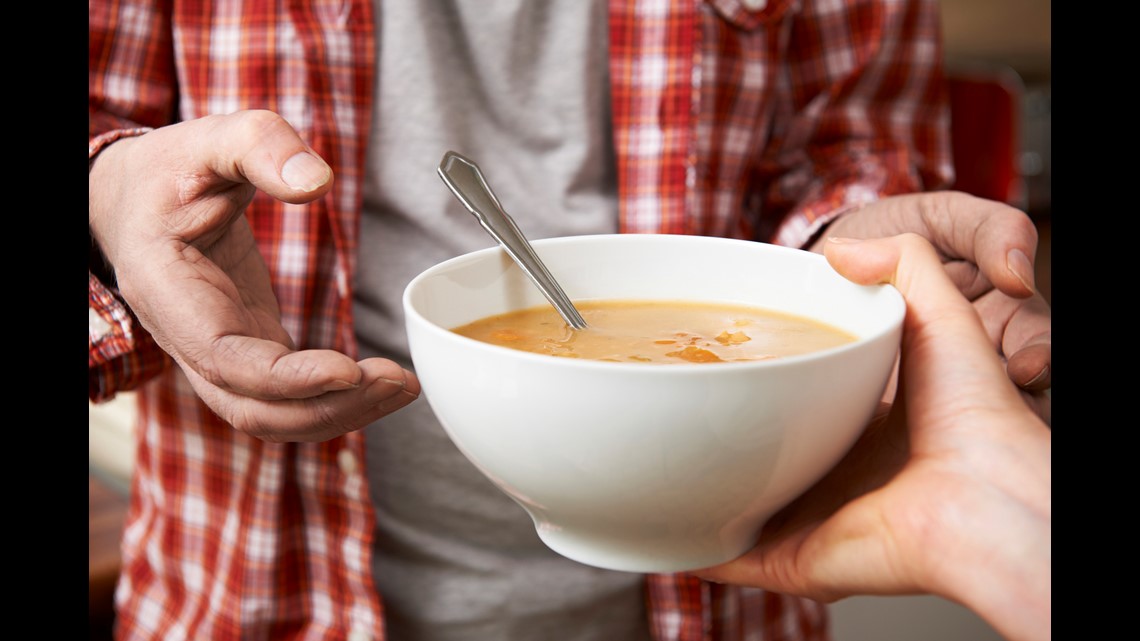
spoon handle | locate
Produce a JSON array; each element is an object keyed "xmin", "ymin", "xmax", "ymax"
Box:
[{"xmin": 437, "ymin": 151, "xmax": 589, "ymax": 330}]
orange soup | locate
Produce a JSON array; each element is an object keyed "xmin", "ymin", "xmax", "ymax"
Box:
[{"xmin": 451, "ymin": 299, "xmax": 857, "ymax": 364}]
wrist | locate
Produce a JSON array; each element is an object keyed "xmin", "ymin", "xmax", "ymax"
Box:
[
  {"xmin": 943, "ymin": 536, "xmax": 1050, "ymax": 641},
  {"xmin": 917, "ymin": 483, "xmax": 1051, "ymax": 641},
  {"xmin": 88, "ymin": 135, "xmax": 138, "ymax": 285}
]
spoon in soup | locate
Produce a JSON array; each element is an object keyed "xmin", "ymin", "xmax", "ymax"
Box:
[{"xmin": 437, "ymin": 150, "xmax": 589, "ymax": 330}]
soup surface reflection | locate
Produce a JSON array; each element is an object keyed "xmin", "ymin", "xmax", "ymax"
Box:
[{"xmin": 450, "ymin": 299, "xmax": 857, "ymax": 364}]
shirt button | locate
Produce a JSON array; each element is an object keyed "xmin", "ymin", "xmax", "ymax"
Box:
[
  {"xmin": 347, "ymin": 627, "xmax": 372, "ymax": 641},
  {"xmin": 337, "ymin": 449, "xmax": 359, "ymax": 475},
  {"xmin": 742, "ymin": 0, "xmax": 767, "ymax": 10}
]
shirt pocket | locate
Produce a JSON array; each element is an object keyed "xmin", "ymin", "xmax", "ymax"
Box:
[{"xmin": 703, "ymin": 0, "xmax": 795, "ymax": 31}]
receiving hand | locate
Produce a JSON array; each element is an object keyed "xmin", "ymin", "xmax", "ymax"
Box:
[
  {"xmin": 809, "ymin": 192, "xmax": 1051, "ymax": 422},
  {"xmin": 89, "ymin": 110, "xmax": 420, "ymax": 442},
  {"xmin": 697, "ymin": 233, "xmax": 1051, "ymax": 641}
]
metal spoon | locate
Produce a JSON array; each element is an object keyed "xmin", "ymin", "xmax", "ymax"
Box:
[{"xmin": 437, "ymin": 150, "xmax": 589, "ymax": 330}]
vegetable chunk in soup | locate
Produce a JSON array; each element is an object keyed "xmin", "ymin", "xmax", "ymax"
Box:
[{"xmin": 451, "ymin": 300, "xmax": 857, "ymax": 364}]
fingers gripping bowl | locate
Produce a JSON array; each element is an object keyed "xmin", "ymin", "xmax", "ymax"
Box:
[{"xmin": 402, "ymin": 234, "xmax": 905, "ymax": 573}]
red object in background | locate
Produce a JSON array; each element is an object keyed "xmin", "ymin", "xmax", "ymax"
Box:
[{"xmin": 946, "ymin": 63, "xmax": 1026, "ymax": 208}]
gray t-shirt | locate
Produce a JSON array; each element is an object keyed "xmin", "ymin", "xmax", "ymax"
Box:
[{"xmin": 355, "ymin": 2, "xmax": 649, "ymax": 640}]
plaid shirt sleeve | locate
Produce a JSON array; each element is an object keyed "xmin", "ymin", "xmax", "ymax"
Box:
[
  {"xmin": 613, "ymin": 0, "xmax": 953, "ymax": 249},
  {"xmin": 89, "ymin": 0, "xmax": 179, "ymax": 134},
  {"xmin": 89, "ymin": 0, "xmax": 180, "ymax": 402},
  {"xmin": 88, "ymin": 269, "xmax": 171, "ymax": 403},
  {"xmin": 755, "ymin": 0, "xmax": 954, "ymax": 246}
]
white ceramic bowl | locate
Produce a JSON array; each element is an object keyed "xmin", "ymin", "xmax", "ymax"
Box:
[{"xmin": 403, "ymin": 234, "xmax": 904, "ymax": 573}]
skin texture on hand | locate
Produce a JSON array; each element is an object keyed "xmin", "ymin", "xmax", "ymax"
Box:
[
  {"xmin": 89, "ymin": 110, "xmax": 420, "ymax": 442},
  {"xmin": 696, "ymin": 233, "xmax": 1051, "ymax": 641},
  {"xmin": 808, "ymin": 192, "xmax": 1051, "ymax": 423}
]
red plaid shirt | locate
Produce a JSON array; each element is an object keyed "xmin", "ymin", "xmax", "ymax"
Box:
[{"xmin": 89, "ymin": 1, "xmax": 952, "ymax": 639}]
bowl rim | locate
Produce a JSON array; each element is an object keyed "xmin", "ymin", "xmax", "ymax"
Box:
[{"xmin": 402, "ymin": 234, "xmax": 905, "ymax": 373}]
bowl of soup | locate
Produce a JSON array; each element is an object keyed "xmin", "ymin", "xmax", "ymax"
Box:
[{"xmin": 402, "ymin": 234, "xmax": 904, "ymax": 573}]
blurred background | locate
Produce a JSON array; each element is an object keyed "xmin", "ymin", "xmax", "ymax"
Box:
[
  {"xmin": 938, "ymin": 0, "xmax": 1051, "ymax": 306},
  {"xmin": 90, "ymin": 1, "xmax": 1050, "ymax": 639}
]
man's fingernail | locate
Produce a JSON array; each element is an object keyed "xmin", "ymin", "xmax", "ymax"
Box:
[
  {"xmin": 281, "ymin": 152, "xmax": 331, "ymax": 192},
  {"xmin": 827, "ymin": 236, "xmax": 863, "ymax": 244},
  {"xmin": 377, "ymin": 387, "xmax": 420, "ymax": 414},
  {"xmin": 1007, "ymin": 248, "xmax": 1035, "ymax": 291},
  {"xmin": 1023, "ymin": 365, "xmax": 1050, "ymax": 390},
  {"xmin": 323, "ymin": 379, "xmax": 359, "ymax": 392},
  {"xmin": 363, "ymin": 377, "xmax": 404, "ymax": 401}
]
